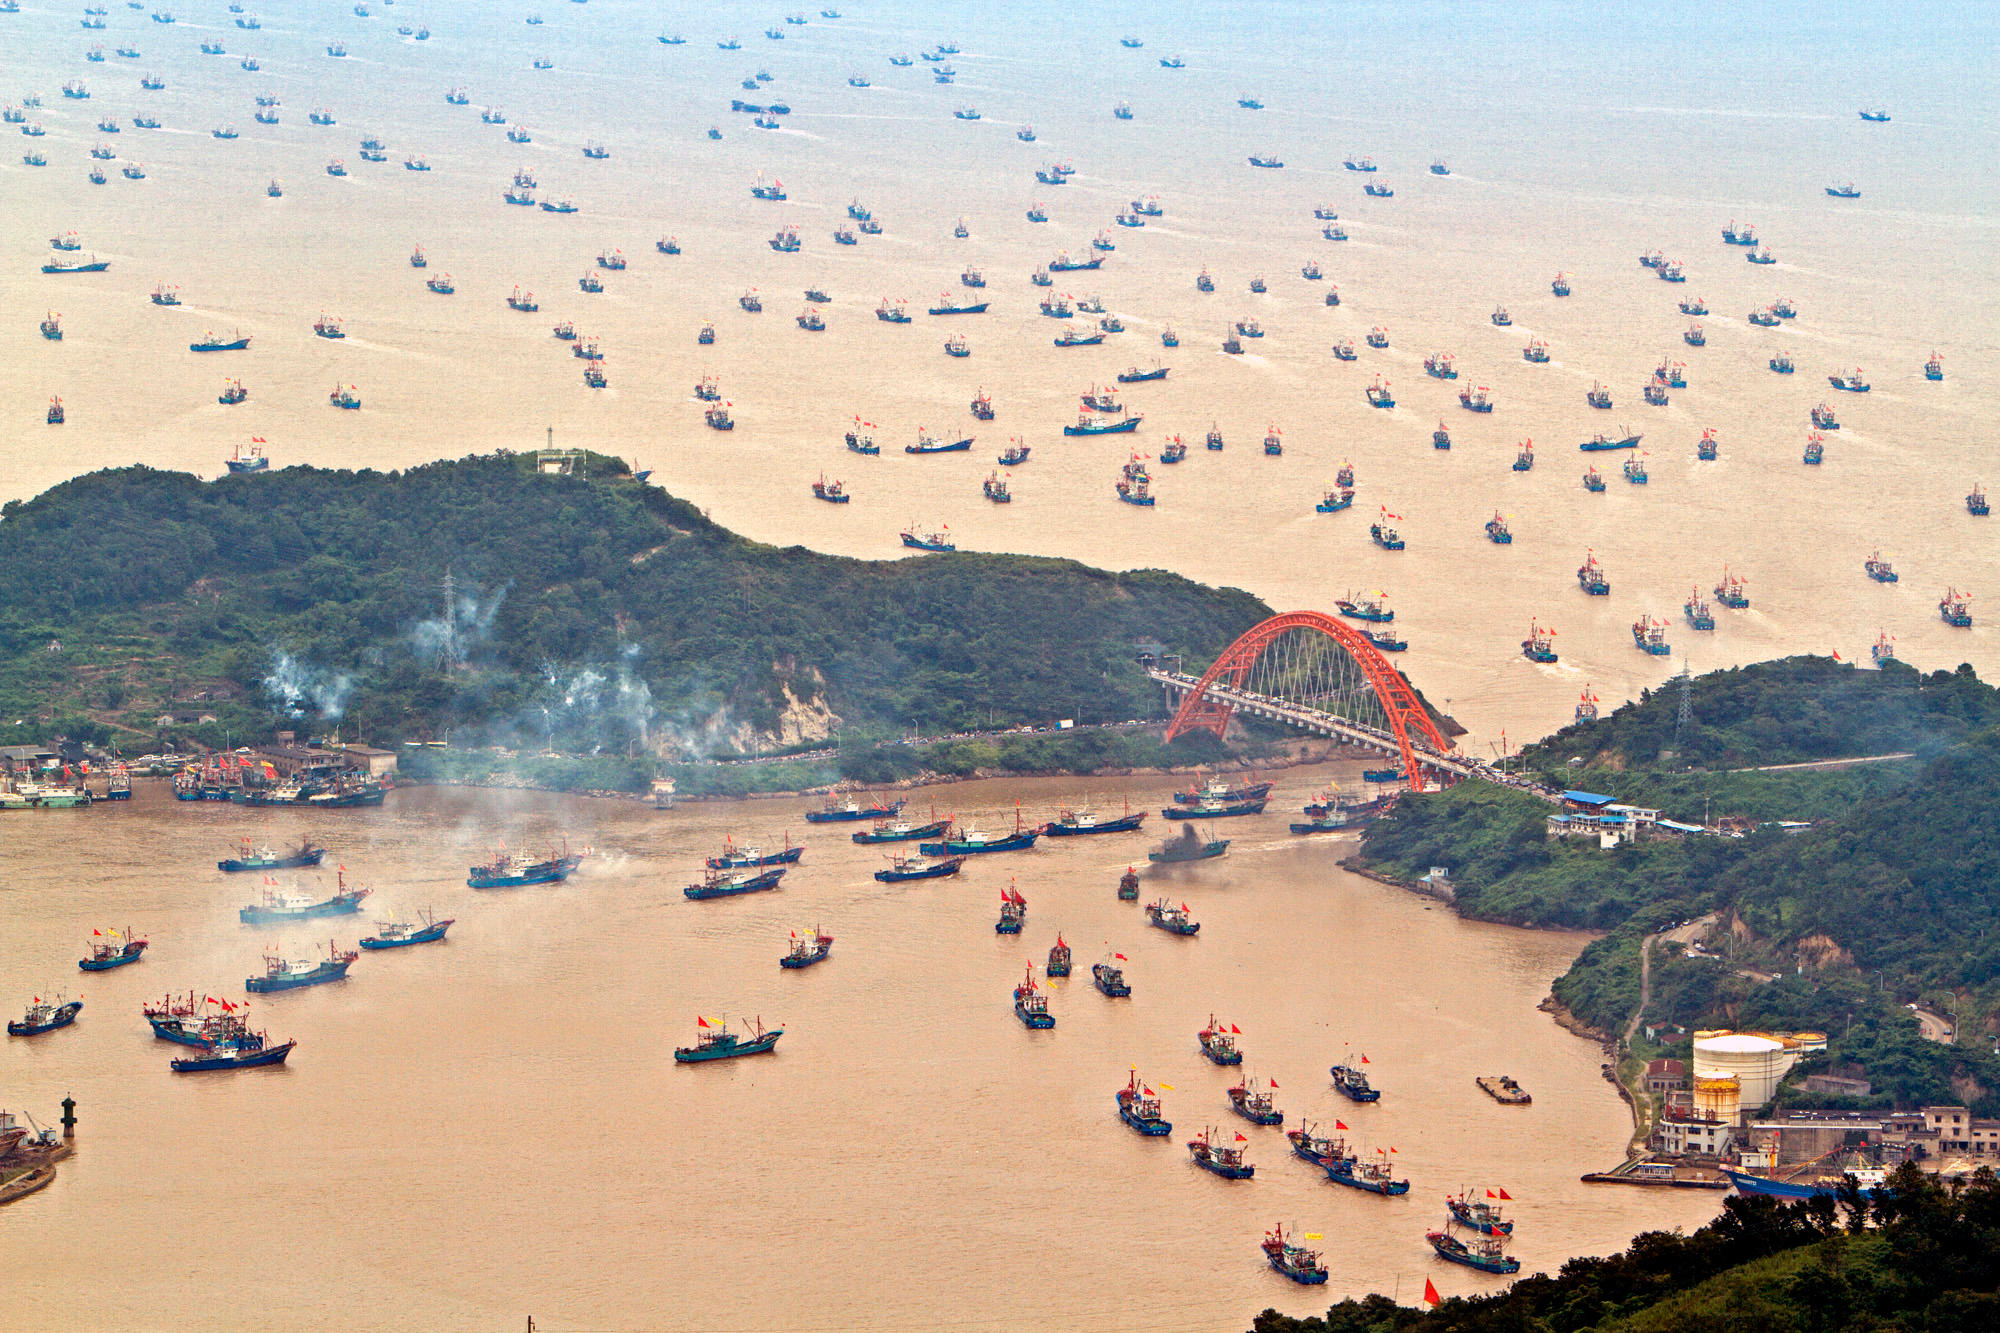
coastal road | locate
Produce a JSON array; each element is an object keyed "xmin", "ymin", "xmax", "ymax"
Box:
[
  {"xmin": 1913, "ymin": 1007, "xmax": 1955, "ymax": 1044},
  {"xmin": 1728, "ymin": 753, "xmax": 1915, "ymax": 773}
]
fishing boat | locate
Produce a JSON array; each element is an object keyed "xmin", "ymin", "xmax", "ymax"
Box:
[
  {"xmin": 238, "ymin": 869, "xmax": 370, "ymax": 924},
  {"xmin": 1092, "ymin": 955, "xmax": 1131, "ymax": 997},
  {"xmin": 1424, "ymin": 352, "xmax": 1457, "ymax": 380},
  {"xmin": 507, "ymin": 288, "xmax": 539, "ymax": 313},
  {"xmin": 1145, "ymin": 898, "xmax": 1199, "ymax": 935},
  {"xmin": 468, "ymin": 844, "xmax": 583, "ymax": 890},
  {"xmin": 657, "ymin": 236, "xmax": 682, "ymax": 256},
  {"xmin": 1969, "ymin": 485, "xmax": 1989, "ymax": 517},
  {"xmin": 1684, "ymin": 322, "xmax": 1706, "ymax": 347},
  {"xmin": 1118, "ymin": 867, "xmax": 1142, "ymax": 901},
  {"xmin": 873, "ymin": 852, "xmax": 964, "ymax": 883},
  {"xmin": 943, "ymin": 334, "xmax": 970, "ymax": 357},
  {"xmin": 358, "ymin": 909, "xmax": 453, "ymax": 950},
  {"xmin": 1329, "ymin": 1059, "xmax": 1381, "ymax": 1102},
  {"xmin": 1047, "ymin": 937, "xmax": 1071, "ymax": 978},
  {"xmin": 245, "ymin": 939, "xmax": 358, "ymax": 993},
  {"xmin": 1803, "ymin": 431, "xmax": 1825, "ymax": 465},
  {"xmin": 1044, "ymin": 800, "xmax": 1146, "ymax": 836},
  {"xmin": 675, "ymin": 1016, "xmax": 781, "ymax": 1063},
  {"xmin": 1520, "ymin": 618, "xmax": 1558, "ymax": 663},
  {"xmin": 42, "ymin": 252, "xmax": 111, "ymax": 275},
  {"xmin": 809, "ymin": 792, "xmax": 906, "ymax": 824},
  {"xmin": 1118, "ymin": 1072, "xmax": 1171, "ymax": 1135},
  {"xmin": 78, "ymin": 929, "xmax": 147, "ymax": 972},
  {"xmin": 1149, "ymin": 823, "xmax": 1229, "ymax": 863},
  {"xmin": 1365, "ymin": 376, "xmax": 1395, "ymax": 408},
  {"xmin": 1337, "ymin": 592, "xmax": 1394, "ymax": 623},
  {"xmin": 1054, "ymin": 328, "xmax": 1104, "ymax": 347},
  {"xmin": 1428, "ymin": 1224, "xmax": 1520, "ymax": 1274},
  {"xmin": 1579, "ymin": 430, "xmax": 1640, "ymax": 451},
  {"xmin": 1316, "ymin": 487, "xmax": 1355, "ymax": 514},
  {"xmin": 1865, "ymin": 550, "xmax": 1898, "ymax": 583},
  {"xmin": 329, "ymin": 384, "xmax": 361, "ymax": 410},
  {"xmin": 780, "ymin": 927, "xmax": 834, "ymax": 970},
  {"xmin": 1248, "ymin": 155, "xmax": 1283, "ymax": 168},
  {"xmin": 1459, "ymin": 385, "xmax": 1493, "ymax": 413},
  {"xmin": 995, "ymin": 886, "xmax": 1027, "ymax": 934},
  {"xmin": 1696, "ymin": 427, "xmax": 1720, "ymax": 461},
  {"xmin": 312, "ymin": 312, "xmax": 344, "ymax": 338},
  {"xmin": 798, "ymin": 307, "xmax": 826, "ymax": 332},
  {"xmin": 1624, "ymin": 454, "xmax": 1649, "ymax": 483},
  {"xmin": 921, "ymin": 809, "xmax": 1040, "ymax": 856},
  {"xmin": 1117, "ymin": 363, "xmax": 1169, "ymax": 384},
  {"xmin": 685, "ymin": 865, "xmax": 786, "ymax": 900},
  {"xmin": 1826, "ymin": 182, "xmax": 1861, "ymax": 198},
  {"xmin": 9, "ymin": 996, "xmax": 82, "ymax": 1037},
  {"xmin": 810, "ymin": 473, "xmax": 850, "ymax": 504},
  {"xmin": 1685, "ymin": 588, "xmax": 1715, "ymax": 631},
  {"xmin": 1941, "ymin": 588, "xmax": 1974, "ymax": 628},
  {"xmin": 1004, "ymin": 964, "xmax": 1056, "ymax": 1030},
  {"xmin": 1747, "ymin": 246, "xmax": 1776, "ymax": 265},
  {"xmin": 1586, "ymin": 381, "xmax": 1613, "ymax": 409},
  {"xmin": 1229, "ymin": 1077, "xmax": 1283, "ymax": 1126},
  {"xmin": 1188, "ymin": 1127, "xmax": 1254, "ymax": 1179},
  {"xmin": 1632, "ymin": 616, "xmax": 1671, "ymax": 655},
  {"xmin": 1485, "ymin": 510, "xmax": 1513, "ymax": 545},
  {"xmin": 907, "ymin": 427, "xmax": 973, "ymax": 455},
  {"xmin": 171, "ymin": 1033, "xmax": 294, "ymax": 1072},
  {"xmin": 1513, "ymin": 440, "xmax": 1536, "ymax": 470},
  {"xmin": 220, "ymin": 836, "xmax": 329, "ymax": 873},
  {"xmin": 1749, "ymin": 306, "xmax": 1781, "ymax": 327},
  {"xmin": 1198, "ymin": 1015, "xmax": 1243, "ymax": 1066},
  {"xmin": 1714, "ymin": 569, "xmax": 1750, "ymax": 609},
  {"xmin": 705, "ymin": 403, "xmax": 734, "ymax": 430},
  {"xmin": 1065, "ymin": 411, "xmax": 1141, "ymax": 436},
  {"xmin": 707, "ymin": 839, "xmax": 805, "ymax": 871},
  {"xmin": 1333, "ymin": 337, "xmax": 1358, "ymax": 361},
  {"xmin": 1370, "ymin": 510, "xmax": 1405, "ymax": 551},
  {"xmin": 852, "ymin": 811, "xmax": 949, "ymax": 844},
  {"xmin": 1870, "ymin": 631, "xmax": 1896, "ymax": 666},
  {"xmin": 1829, "ymin": 367, "xmax": 1870, "ymax": 393},
  {"xmin": 1262, "ymin": 426, "xmax": 1283, "ymax": 456}
]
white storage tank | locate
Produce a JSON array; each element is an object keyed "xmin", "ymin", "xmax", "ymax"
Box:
[{"xmin": 1693, "ymin": 1032, "xmax": 1791, "ymax": 1109}]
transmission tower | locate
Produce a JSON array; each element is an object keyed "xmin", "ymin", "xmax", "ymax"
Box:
[
  {"xmin": 433, "ymin": 570, "xmax": 462, "ymax": 671},
  {"xmin": 1674, "ymin": 664, "xmax": 1693, "ymax": 749}
]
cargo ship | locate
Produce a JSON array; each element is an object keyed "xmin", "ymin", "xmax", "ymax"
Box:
[
  {"xmin": 674, "ymin": 1016, "xmax": 781, "ymax": 1063},
  {"xmin": 1013, "ymin": 966, "xmax": 1053, "ymax": 1028},
  {"xmin": 245, "ymin": 940, "xmax": 358, "ymax": 993}
]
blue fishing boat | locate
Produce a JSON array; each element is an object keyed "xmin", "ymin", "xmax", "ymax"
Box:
[
  {"xmin": 706, "ymin": 839, "xmax": 804, "ymax": 870},
  {"xmin": 685, "ymin": 865, "xmax": 786, "ymax": 900},
  {"xmin": 780, "ymin": 928, "xmax": 834, "ymax": 969},
  {"xmin": 1042, "ymin": 801, "xmax": 1146, "ymax": 836},
  {"xmin": 1446, "ymin": 1191, "xmax": 1515, "ymax": 1235},
  {"xmin": 1329, "ymin": 1153, "xmax": 1408, "ymax": 1194},
  {"xmin": 78, "ymin": 929, "xmax": 147, "ymax": 971},
  {"xmin": 1188, "ymin": 1126, "xmax": 1254, "ymax": 1179},
  {"xmin": 1013, "ymin": 966, "xmax": 1054, "ymax": 1028},
  {"xmin": 1064, "ymin": 412, "xmax": 1141, "ymax": 436},
  {"xmin": 9, "ymin": 997, "xmax": 82, "ymax": 1036},
  {"xmin": 1579, "ymin": 431, "xmax": 1641, "ymax": 451},
  {"xmin": 219, "ymin": 837, "xmax": 325, "ymax": 872},
  {"xmin": 467, "ymin": 844, "xmax": 583, "ymax": 889},
  {"xmin": 1161, "ymin": 795, "xmax": 1265, "ymax": 819},
  {"xmin": 1428, "ymin": 1225, "xmax": 1519, "ymax": 1273},
  {"xmin": 872, "ymin": 852, "xmax": 964, "ymax": 883},
  {"xmin": 1145, "ymin": 898, "xmax": 1200, "ymax": 935},
  {"xmin": 1288, "ymin": 1123, "xmax": 1350, "ymax": 1170},
  {"xmin": 1865, "ymin": 550, "xmax": 1898, "ymax": 583},
  {"xmin": 1228, "ymin": 1077, "xmax": 1283, "ymax": 1126},
  {"xmin": 1047, "ymin": 937, "xmax": 1072, "ymax": 978},
  {"xmin": 1330, "ymin": 1062, "xmax": 1380, "ymax": 1102},
  {"xmin": 359, "ymin": 911, "xmax": 453, "ymax": 950},
  {"xmin": 1829, "ymin": 367, "xmax": 1871, "ymax": 392},
  {"xmin": 1825, "ymin": 182, "xmax": 1861, "ymax": 198},
  {"xmin": 1633, "ymin": 616, "xmax": 1672, "ymax": 655},
  {"xmin": 906, "ymin": 428, "xmax": 972, "ymax": 454},
  {"xmin": 674, "ymin": 1017, "xmax": 781, "ymax": 1063},
  {"xmin": 852, "ymin": 816, "xmax": 949, "ymax": 844},
  {"xmin": 1370, "ymin": 511, "xmax": 1405, "ymax": 551},
  {"xmin": 1093, "ymin": 956, "xmax": 1131, "ymax": 996},
  {"xmin": 1117, "ymin": 364, "xmax": 1169, "ymax": 383},
  {"xmin": 1054, "ymin": 329, "xmax": 1104, "ymax": 347},
  {"xmin": 921, "ymin": 810, "xmax": 1039, "ymax": 855},
  {"xmin": 171, "ymin": 1035, "xmax": 294, "ymax": 1072},
  {"xmin": 1198, "ymin": 1015, "xmax": 1242, "ymax": 1065},
  {"xmin": 244, "ymin": 940, "xmax": 357, "ymax": 993},
  {"xmin": 1118, "ymin": 1072, "xmax": 1171, "ymax": 1135},
  {"xmin": 996, "ymin": 886, "xmax": 1027, "ymax": 934},
  {"xmin": 1521, "ymin": 619, "xmax": 1558, "ymax": 663},
  {"xmin": 190, "ymin": 331, "xmax": 251, "ymax": 352},
  {"xmin": 239, "ymin": 872, "xmax": 371, "ymax": 924},
  {"xmin": 1722, "ymin": 1167, "xmax": 1890, "ymax": 1199},
  {"xmin": 807, "ymin": 792, "xmax": 905, "ymax": 823}
]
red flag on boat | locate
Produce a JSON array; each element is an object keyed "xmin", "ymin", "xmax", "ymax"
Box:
[
  {"xmin": 1142, "ymin": 1086, "xmax": 1154, "ymax": 1096},
  {"xmin": 252, "ymin": 436, "xmax": 266, "ymax": 444},
  {"xmin": 1832, "ymin": 650, "xmax": 1843, "ymax": 662},
  {"xmin": 1230, "ymin": 1024, "xmax": 1241, "ymax": 1034},
  {"xmin": 1497, "ymin": 1187, "xmax": 1512, "ymax": 1200},
  {"xmin": 696, "ymin": 1016, "xmax": 710, "ymax": 1028},
  {"xmin": 1335, "ymin": 1120, "xmax": 1348, "ymax": 1130},
  {"xmin": 1390, "ymin": 1146, "xmax": 1398, "ymax": 1153},
  {"xmin": 1114, "ymin": 953, "xmax": 1126, "ymax": 961},
  {"xmin": 1269, "ymin": 1078, "xmax": 1279, "ymax": 1088},
  {"xmin": 1486, "ymin": 1189, "xmax": 1497, "ymax": 1198},
  {"xmin": 1360, "ymin": 1054, "xmax": 1370, "ymax": 1063},
  {"xmin": 92, "ymin": 928, "xmax": 101, "ymax": 936},
  {"xmin": 1057, "ymin": 935, "xmax": 1065, "ymax": 947},
  {"xmin": 1423, "ymin": 1278, "xmax": 1441, "ymax": 1307}
]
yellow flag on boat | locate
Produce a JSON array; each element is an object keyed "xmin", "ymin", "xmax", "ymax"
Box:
[
  {"xmin": 1304, "ymin": 1233, "xmax": 1323, "ymax": 1240},
  {"xmin": 1158, "ymin": 1083, "xmax": 1175, "ymax": 1091}
]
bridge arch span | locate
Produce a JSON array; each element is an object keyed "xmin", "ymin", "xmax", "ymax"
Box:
[{"xmin": 1164, "ymin": 611, "xmax": 1454, "ymax": 783}]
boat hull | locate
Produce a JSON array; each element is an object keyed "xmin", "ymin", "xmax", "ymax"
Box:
[
  {"xmin": 1161, "ymin": 800, "xmax": 1265, "ymax": 818},
  {"xmin": 685, "ymin": 868, "xmax": 787, "ymax": 899},
  {"xmin": 674, "ymin": 1032, "xmax": 782, "ymax": 1062},
  {"xmin": 852, "ymin": 820, "xmax": 949, "ymax": 844},
  {"xmin": 358, "ymin": 922, "xmax": 453, "ymax": 949},
  {"xmin": 873, "ymin": 857, "xmax": 965, "ymax": 883},
  {"xmin": 172, "ymin": 1039, "xmax": 295, "ymax": 1072},
  {"xmin": 1042, "ymin": 813, "xmax": 1146, "ymax": 836},
  {"xmin": 468, "ymin": 867, "xmax": 572, "ymax": 890},
  {"xmin": 804, "ymin": 802, "xmax": 904, "ymax": 823},
  {"xmin": 919, "ymin": 832, "xmax": 1038, "ymax": 855},
  {"xmin": 9, "ymin": 1002, "xmax": 83, "ymax": 1036},
  {"xmin": 245, "ymin": 960, "xmax": 353, "ymax": 992},
  {"xmin": 78, "ymin": 945, "xmax": 146, "ymax": 971},
  {"xmin": 219, "ymin": 850, "xmax": 326, "ymax": 872},
  {"xmin": 238, "ymin": 896, "xmax": 366, "ymax": 924}
]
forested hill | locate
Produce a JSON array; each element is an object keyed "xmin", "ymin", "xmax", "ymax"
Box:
[
  {"xmin": 0, "ymin": 456, "xmax": 1269, "ymax": 750},
  {"xmin": 1523, "ymin": 655, "xmax": 2000, "ymax": 771}
]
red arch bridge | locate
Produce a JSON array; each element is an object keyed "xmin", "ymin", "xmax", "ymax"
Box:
[{"xmin": 1153, "ymin": 611, "xmax": 1489, "ymax": 786}]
